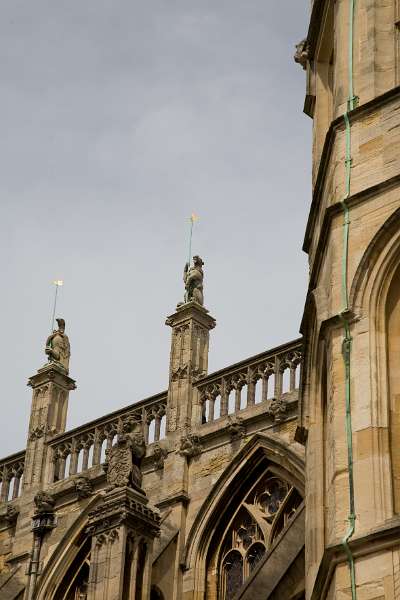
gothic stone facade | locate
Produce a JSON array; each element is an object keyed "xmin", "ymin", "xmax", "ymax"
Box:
[
  {"xmin": 0, "ymin": 301, "xmax": 304, "ymax": 600},
  {"xmin": 4, "ymin": 1, "xmax": 400, "ymax": 599},
  {"xmin": 298, "ymin": 0, "xmax": 400, "ymax": 598}
]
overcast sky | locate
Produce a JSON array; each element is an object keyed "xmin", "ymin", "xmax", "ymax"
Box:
[{"xmin": 1, "ymin": 1, "xmax": 310, "ymax": 457}]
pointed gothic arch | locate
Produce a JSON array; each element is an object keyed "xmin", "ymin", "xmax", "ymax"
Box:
[
  {"xmin": 34, "ymin": 494, "xmax": 102, "ymax": 600},
  {"xmin": 349, "ymin": 206, "xmax": 400, "ymax": 519},
  {"xmin": 183, "ymin": 433, "xmax": 304, "ymax": 598}
]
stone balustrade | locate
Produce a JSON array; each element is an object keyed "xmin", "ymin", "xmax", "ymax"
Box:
[
  {"xmin": 0, "ymin": 450, "xmax": 25, "ymax": 502},
  {"xmin": 195, "ymin": 338, "xmax": 302, "ymax": 424},
  {"xmin": 48, "ymin": 391, "xmax": 167, "ymax": 484},
  {"xmin": 0, "ymin": 340, "xmax": 302, "ymax": 499}
]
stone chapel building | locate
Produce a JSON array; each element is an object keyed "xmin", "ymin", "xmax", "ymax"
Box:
[{"xmin": 2, "ymin": 1, "xmax": 400, "ymax": 598}]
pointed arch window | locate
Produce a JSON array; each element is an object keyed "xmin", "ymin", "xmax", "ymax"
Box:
[
  {"xmin": 216, "ymin": 472, "xmax": 302, "ymax": 599},
  {"xmin": 52, "ymin": 537, "xmax": 91, "ymax": 600}
]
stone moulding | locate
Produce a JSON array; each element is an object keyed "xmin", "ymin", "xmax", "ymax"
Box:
[
  {"xmin": 86, "ymin": 486, "xmax": 160, "ymax": 539},
  {"xmin": 310, "ymin": 518, "xmax": 400, "ymax": 600},
  {"xmin": 189, "ymin": 401, "xmax": 298, "ymax": 451},
  {"xmin": 155, "ymin": 491, "xmax": 190, "ymax": 511},
  {"xmin": 27, "ymin": 362, "xmax": 76, "ymax": 391},
  {"xmin": 303, "ymin": 87, "xmax": 400, "ymax": 256}
]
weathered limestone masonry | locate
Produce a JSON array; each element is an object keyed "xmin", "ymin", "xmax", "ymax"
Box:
[
  {"xmin": 13, "ymin": 0, "xmax": 400, "ymax": 594},
  {"xmin": 298, "ymin": 0, "xmax": 400, "ymax": 598},
  {"xmin": 0, "ymin": 259, "xmax": 305, "ymax": 599}
]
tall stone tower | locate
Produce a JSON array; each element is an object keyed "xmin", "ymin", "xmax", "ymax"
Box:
[{"xmin": 298, "ymin": 1, "xmax": 400, "ymax": 598}]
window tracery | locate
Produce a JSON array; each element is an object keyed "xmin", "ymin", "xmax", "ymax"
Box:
[
  {"xmin": 218, "ymin": 472, "xmax": 302, "ymax": 599},
  {"xmin": 52, "ymin": 538, "xmax": 91, "ymax": 600}
]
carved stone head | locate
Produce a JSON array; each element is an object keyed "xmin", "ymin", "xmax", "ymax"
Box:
[
  {"xmin": 294, "ymin": 39, "xmax": 308, "ymax": 70},
  {"xmin": 193, "ymin": 255, "xmax": 204, "ymax": 269},
  {"xmin": 130, "ymin": 432, "xmax": 146, "ymax": 463},
  {"xmin": 34, "ymin": 491, "xmax": 55, "ymax": 514},
  {"xmin": 153, "ymin": 444, "xmax": 168, "ymax": 470},
  {"xmin": 74, "ymin": 476, "xmax": 93, "ymax": 499},
  {"xmin": 56, "ymin": 318, "xmax": 65, "ymax": 332}
]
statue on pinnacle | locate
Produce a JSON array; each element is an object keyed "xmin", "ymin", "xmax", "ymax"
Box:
[
  {"xmin": 45, "ymin": 318, "xmax": 71, "ymax": 373},
  {"xmin": 183, "ymin": 255, "xmax": 204, "ymax": 305}
]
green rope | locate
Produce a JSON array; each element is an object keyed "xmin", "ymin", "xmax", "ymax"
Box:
[{"xmin": 340, "ymin": 0, "xmax": 357, "ymax": 598}]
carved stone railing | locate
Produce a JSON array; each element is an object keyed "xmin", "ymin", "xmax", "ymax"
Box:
[
  {"xmin": 195, "ymin": 339, "xmax": 302, "ymax": 424},
  {"xmin": 48, "ymin": 391, "xmax": 167, "ymax": 484},
  {"xmin": 0, "ymin": 450, "xmax": 25, "ymax": 502},
  {"xmin": 0, "ymin": 339, "xmax": 302, "ymax": 497}
]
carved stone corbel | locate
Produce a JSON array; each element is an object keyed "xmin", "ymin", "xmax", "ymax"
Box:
[
  {"xmin": 33, "ymin": 491, "xmax": 55, "ymax": 514},
  {"xmin": 294, "ymin": 38, "xmax": 309, "ymax": 70},
  {"xmin": 227, "ymin": 415, "xmax": 246, "ymax": 440},
  {"xmin": 152, "ymin": 444, "xmax": 168, "ymax": 470},
  {"xmin": 178, "ymin": 434, "xmax": 202, "ymax": 459},
  {"xmin": 32, "ymin": 491, "xmax": 57, "ymax": 533},
  {"xmin": 74, "ymin": 476, "xmax": 93, "ymax": 499},
  {"xmin": 2, "ymin": 504, "xmax": 19, "ymax": 526},
  {"xmin": 267, "ymin": 399, "xmax": 288, "ymax": 423}
]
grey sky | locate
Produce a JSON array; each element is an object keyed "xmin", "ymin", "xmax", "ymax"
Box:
[{"xmin": 1, "ymin": 2, "xmax": 310, "ymax": 457}]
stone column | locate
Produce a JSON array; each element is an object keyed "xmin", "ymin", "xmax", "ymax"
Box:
[
  {"xmin": 24, "ymin": 492, "xmax": 57, "ymax": 600},
  {"xmin": 86, "ymin": 487, "xmax": 160, "ymax": 600},
  {"xmin": 162, "ymin": 301, "xmax": 215, "ymax": 600},
  {"xmin": 23, "ymin": 362, "xmax": 76, "ymax": 492},
  {"xmin": 165, "ymin": 301, "xmax": 216, "ymax": 433}
]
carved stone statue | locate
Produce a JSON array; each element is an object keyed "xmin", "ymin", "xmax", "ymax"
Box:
[
  {"xmin": 74, "ymin": 476, "xmax": 93, "ymax": 499},
  {"xmin": 34, "ymin": 491, "xmax": 55, "ymax": 514},
  {"xmin": 153, "ymin": 444, "xmax": 168, "ymax": 470},
  {"xmin": 294, "ymin": 39, "xmax": 309, "ymax": 70},
  {"xmin": 179, "ymin": 434, "xmax": 202, "ymax": 459},
  {"xmin": 45, "ymin": 318, "xmax": 71, "ymax": 373},
  {"xmin": 4, "ymin": 505, "xmax": 19, "ymax": 525},
  {"xmin": 183, "ymin": 256, "xmax": 204, "ymax": 305},
  {"xmin": 267, "ymin": 398, "xmax": 288, "ymax": 423},
  {"xmin": 227, "ymin": 415, "xmax": 246, "ymax": 440},
  {"xmin": 103, "ymin": 433, "xmax": 146, "ymax": 491}
]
